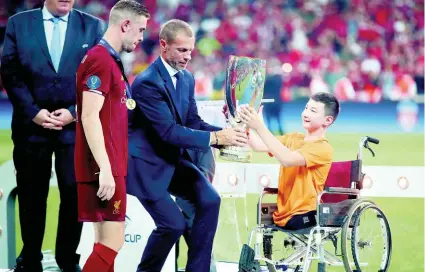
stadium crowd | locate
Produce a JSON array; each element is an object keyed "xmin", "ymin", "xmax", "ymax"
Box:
[{"xmin": 0, "ymin": 0, "xmax": 424, "ymax": 103}]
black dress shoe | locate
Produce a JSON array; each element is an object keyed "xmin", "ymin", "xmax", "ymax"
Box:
[
  {"xmin": 8, "ymin": 263, "xmax": 24, "ymax": 272},
  {"xmin": 60, "ymin": 264, "xmax": 82, "ymax": 272},
  {"xmin": 9, "ymin": 262, "xmax": 43, "ymax": 272}
]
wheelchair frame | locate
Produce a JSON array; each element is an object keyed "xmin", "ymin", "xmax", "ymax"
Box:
[{"xmin": 241, "ymin": 136, "xmax": 392, "ymax": 272}]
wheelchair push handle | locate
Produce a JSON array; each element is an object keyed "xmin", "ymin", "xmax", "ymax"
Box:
[
  {"xmin": 366, "ymin": 136, "xmax": 380, "ymax": 145},
  {"xmin": 358, "ymin": 136, "xmax": 379, "ymax": 159}
]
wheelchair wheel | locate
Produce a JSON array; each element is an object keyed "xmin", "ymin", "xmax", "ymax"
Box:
[
  {"xmin": 341, "ymin": 199, "xmax": 392, "ymax": 271},
  {"xmin": 351, "ymin": 204, "xmax": 392, "ymax": 271},
  {"xmin": 341, "ymin": 199, "xmax": 375, "ymax": 271}
]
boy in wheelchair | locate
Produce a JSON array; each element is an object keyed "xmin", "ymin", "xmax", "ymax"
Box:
[
  {"xmin": 238, "ymin": 93, "xmax": 391, "ymax": 272},
  {"xmin": 238, "ymin": 92, "xmax": 340, "ymax": 230}
]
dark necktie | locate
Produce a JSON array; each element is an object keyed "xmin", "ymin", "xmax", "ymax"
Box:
[{"xmin": 174, "ymin": 71, "xmax": 183, "ymax": 114}]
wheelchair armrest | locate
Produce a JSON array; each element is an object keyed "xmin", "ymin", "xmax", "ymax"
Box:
[
  {"xmin": 263, "ymin": 187, "xmax": 278, "ymax": 194},
  {"xmin": 324, "ymin": 187, "xmax": 360, "ymax": 195}
]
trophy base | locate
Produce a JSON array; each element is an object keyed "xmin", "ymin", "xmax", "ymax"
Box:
[{"xmin": 219, "ymin": 146, "xmax": 252, "ymax": 163}]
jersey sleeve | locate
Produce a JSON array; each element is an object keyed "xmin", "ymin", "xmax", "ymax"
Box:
[
  {"xmin": 277, "ymin": 134, "xmax": 289, "ymax": 145},
  {"xmin": 268, "ymin": 134, "xmax": 290, "ymax": 157},
  {"xmin": 81, "ymin": 54, "xmax": 112, "ymax": 96},
  {"xmin": 297, "ymin": 141, "xmax": 333, "ymax": 168}
]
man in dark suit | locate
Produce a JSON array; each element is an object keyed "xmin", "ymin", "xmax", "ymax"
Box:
[
  {"xmin": 0, "ymin": 0, "xmax": 103, "ymax": 271},
  {"xmin": 128, "ymin": 19, "xmax": 248, "ymax": 272}
]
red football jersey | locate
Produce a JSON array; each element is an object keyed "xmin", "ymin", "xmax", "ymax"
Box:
[{"xmin": 75, "ymin": 45, "xmax": 128, "ymax": 182}]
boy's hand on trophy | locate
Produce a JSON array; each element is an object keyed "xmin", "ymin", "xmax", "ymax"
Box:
[
  {"xmin": 238, "ymin": 105, "xmax": 264, "ymax": 131},
  {"xmin": 216, "ymin": 127, "xmax": 248, "ymax": 147}
]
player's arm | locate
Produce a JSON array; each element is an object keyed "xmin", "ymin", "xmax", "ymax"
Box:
[
  {"xmin": 65, "ymin": 20, "xmax": 105, "ymax": 120},
  {"xmin": 80, "ymin": 55, "xmax": 116, "ymax": 200},
  {"xmin": 81, "ymin": 91, "xmax": 115, "ymax": 201},
  {"xmin": 81, "ymin": 92, "xmax": 110, "ymax": 173}
]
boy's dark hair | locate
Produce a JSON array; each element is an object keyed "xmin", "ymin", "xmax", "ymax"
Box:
[{"xmin": 311, "ymin": 92, "xmax": 340, "ymax": 122}]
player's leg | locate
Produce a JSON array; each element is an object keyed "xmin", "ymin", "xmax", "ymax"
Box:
[
  {"xmin": 78, "ymin": 177, "xmax": 126, "ymax": 272},
  {"xmin": 83, "ymin": 221, "xmax": 125, "ymax": 272},
  {"xmin": 94, "ymin": 222, "xmax": 100, "ymax": 243}
]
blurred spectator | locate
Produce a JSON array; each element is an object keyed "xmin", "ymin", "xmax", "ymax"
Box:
[
  {"xmin": 263, "ymin": 57, "xmax": 284, "ymax": 134},
  {"xmin": 0, "ymin": 0, "xmax": 423, "ymax": 103}
]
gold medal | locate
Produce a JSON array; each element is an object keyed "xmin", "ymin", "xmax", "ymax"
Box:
[{"xmin": 126, "ymin": 98, "xmax": 136, "ymax": 110}]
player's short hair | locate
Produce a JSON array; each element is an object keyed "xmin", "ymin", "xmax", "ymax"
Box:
[
  {"xmin": 159, "ymin": 19, "xmax": 194, "ymax": 44},
  {"xmin": 311, "ymin": 92, "xmax": 340, "ymax": 122},
  {"xmin": 109, "ymin": 0, "xmax": 150, "ymax": 25}
]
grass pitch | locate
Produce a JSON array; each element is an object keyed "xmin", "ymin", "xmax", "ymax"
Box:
[{"xmin": 0, "ymin": 130, "xmax": 422, "ymax": 271}]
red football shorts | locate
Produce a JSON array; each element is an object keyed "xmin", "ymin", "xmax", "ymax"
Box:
[{"xmin": 77, "ymin": 177, "xmax": 126, "ymax": 222}]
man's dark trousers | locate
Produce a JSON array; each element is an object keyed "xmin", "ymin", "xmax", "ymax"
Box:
[
  {"xmin": 175, "ymin": 148, "xmax": 217, "ymax": 272},
  {"xmin": 14, "ymin": 140, "xmax": 81, "ymax": 270}
]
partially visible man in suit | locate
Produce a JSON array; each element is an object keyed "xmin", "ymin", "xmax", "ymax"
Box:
[
  {"xmin": 0, "ymin": 0, "xmax": 104, "ymax": 271},
  {"xmin": 128, "ymin": 19, "xmax": 248, "ymax": 272}
]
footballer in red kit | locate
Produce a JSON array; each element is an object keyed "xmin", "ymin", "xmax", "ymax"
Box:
[
  {"xmin": 74, "ymin": 1, "xmax": 150, "ymax": 271},
  {"xmin": 75, "ymin": 44, "xmax": 128, "ymax": 221}
]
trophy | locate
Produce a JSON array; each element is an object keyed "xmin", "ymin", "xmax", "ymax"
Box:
[{"xmin": 219, "ymin": 55, "xmax": 266, "ymax": 163}]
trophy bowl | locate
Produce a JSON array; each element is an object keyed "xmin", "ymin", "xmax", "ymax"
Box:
[{"xmin": 219, "ymin": 55, "xmax": 266, "ymax": 163}]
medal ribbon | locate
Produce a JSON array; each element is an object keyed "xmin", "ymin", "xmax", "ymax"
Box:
[{"xmin": 98, "ymin": 39, "xmax": 132, "ymax": 100}]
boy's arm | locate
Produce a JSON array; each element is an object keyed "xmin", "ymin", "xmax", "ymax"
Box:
[
  {"xmin": 255, "ymin": 123, "xmax": 306, "ymax": 167},
  {"xmin": 248, "ymin": 130, "xmax": 269, "ymax": 152}
]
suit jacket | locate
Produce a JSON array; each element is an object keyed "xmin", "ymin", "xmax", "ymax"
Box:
[
  {"xmin": 0, "ymin": 8, "xmax": 104, "ymax": 144},
  {"xmin": 128, "ymin": 57, "xmax": 221, "ymax": 201}
]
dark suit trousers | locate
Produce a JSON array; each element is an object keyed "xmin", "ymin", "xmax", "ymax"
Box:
[
  {"xmin": 175, "ymin": 148, "xmax": 217, "ymax": 271},
  {"xmin": 137, "ymin": 159, "xmax": 221, "ymax": 272},
  {"xmin": 13, "ymin": 141, "xmax": 82, "ymax": 269}
]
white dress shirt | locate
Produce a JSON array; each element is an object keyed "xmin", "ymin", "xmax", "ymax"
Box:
[
  {"xmin": 160, "ymin": 56, "xmax": 180, "ymax": 89},
  {"xmin": 42, "ymin": 5, "xmax": 69, "ymax": 58}
]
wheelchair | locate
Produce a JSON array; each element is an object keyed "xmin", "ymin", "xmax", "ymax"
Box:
[{"xmin": 239, "ymin": 136, "xmax": 392, "ymax": 272}]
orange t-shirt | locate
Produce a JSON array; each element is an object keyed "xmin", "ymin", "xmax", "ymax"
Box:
[{"xmin": 272, "ymin": 133, "xmax": 333, "ymax": 227}]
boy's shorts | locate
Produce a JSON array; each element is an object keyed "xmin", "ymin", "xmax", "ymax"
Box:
[
  {"xmin": 77, "ymin": 177, "xmax": 126, "ymax": 222},
  {"xmin": 283, "ymin": 211, "xmax": 317, "ymax": 230}
]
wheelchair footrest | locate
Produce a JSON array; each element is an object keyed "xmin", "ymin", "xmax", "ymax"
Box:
[{"xmin": 238, "ymin": 244, "xmax": 261, "ymax": 272}]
